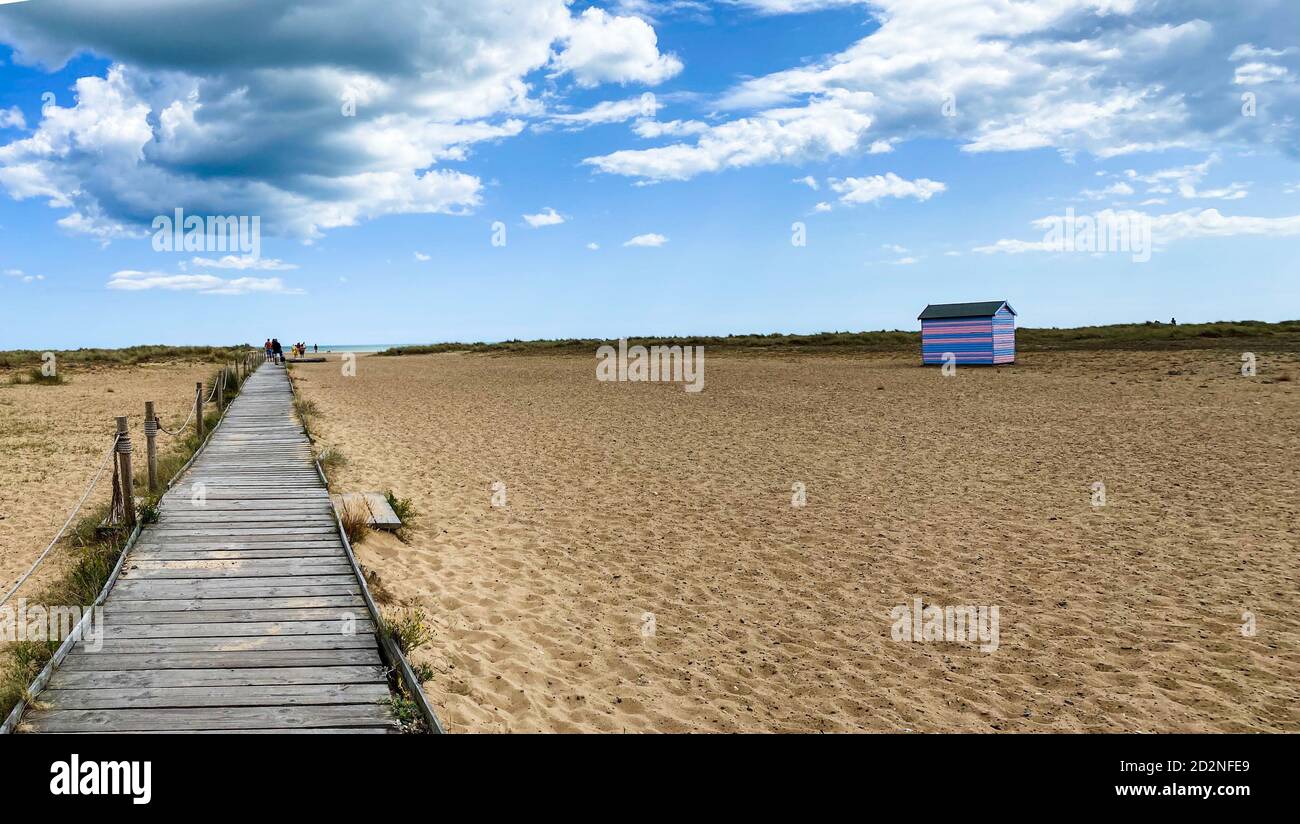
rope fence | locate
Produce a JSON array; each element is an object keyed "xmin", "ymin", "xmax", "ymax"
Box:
[
  {"xmin": 0, "ymin": 433, "xmax": 121, "ymax": 609},
  {"xmin": 0, "ymin": 351, "xmax": 261, "ymax": 607},
  {"xmin": 154, "ymin": 404, "xmax": 195, "ymax": 437}
]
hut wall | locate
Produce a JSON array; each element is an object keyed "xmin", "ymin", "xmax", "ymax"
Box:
[
  {"xmin": 920, "ymin": 317, "xmax": 995, "ymax": 364},
  {"xmin": 992, "ymin": 304, "xmax": 1016, "ymax": 364}
]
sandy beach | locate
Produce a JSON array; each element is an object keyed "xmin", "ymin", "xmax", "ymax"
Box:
[
  {"xmin": 290, "ymin": 348, "xmax": 1300, "ymax": 732},
  {"xmin": 0, "ymin": 363, "xmax": 215, "ymax": 599}
]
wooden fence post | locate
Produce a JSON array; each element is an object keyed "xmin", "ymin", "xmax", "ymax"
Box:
[
  {"xmin": 196, "ymin": 381, "xmax": 204, "ymax": 441},
  {"xmin": 115, "ymin": 416, "xmax": 135, "ymax": 528},
  {"xmin": 144, "ymin": 401, "xmax": 159, "ymax": 493},
  {"xmin": 217, "ymin": 367, "xmax": 225, "ymax": 409}
]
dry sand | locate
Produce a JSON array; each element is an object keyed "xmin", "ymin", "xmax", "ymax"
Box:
[
  {"xmin": 0, "ymin": 363, "xmax": 214, "ymax": 599},
  {"xmin": 271, "ymin": 350, "xmax": 1299, "ymax": 730}
]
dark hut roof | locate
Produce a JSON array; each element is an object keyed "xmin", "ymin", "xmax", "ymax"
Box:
[{"xmin": 918, "ymin": 301, "xmax": 1015, "ymax": 320}]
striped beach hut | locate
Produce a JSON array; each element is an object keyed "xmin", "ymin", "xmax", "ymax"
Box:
[{"xmin": 918, "ymin": 301, "xmax": 1016, "ymax": 365}]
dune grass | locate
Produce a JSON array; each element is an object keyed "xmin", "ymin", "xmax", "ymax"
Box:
[
  {"xmin": 377, "ymin": 320, "xmax": 1300, "ymax": 357},
  {"xmin": 338, "ymin": 501, "xmax": 371, "ymax": 546},
  {"xmin": 0, "ymin": 345, "xmax": 250, "ymax": 371},
  {"xmin": 4, "ymin": 367, "xmax": 68, "ymax": 386}
]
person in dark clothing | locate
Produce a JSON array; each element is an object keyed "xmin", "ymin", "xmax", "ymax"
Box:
[{"xmin": 271, "ymin": 338, "xmax": 284, "ymax": 364}]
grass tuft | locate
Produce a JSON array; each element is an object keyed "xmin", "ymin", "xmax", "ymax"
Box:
[
  {"xmin": 382, "ymin": 607, "xmax": 433, "ymax": 656},
  {"xmin": 362, "ymin": 565, "xmax": 394, "ymax": 605},
  {"xmin": 6, "ymin": 368, "xmax": 68, "ymax": 386},
  {"xmin": 339, "ymin": 501, "xmax": 370, "ymax": 546},
  {"xmin": 385, "ymin": 490, "xmax": 416, "ymax": 523},
  {"xmin": 412, "ymin": 661, "xmax": 436, "ymax": 684},
  {"xmin": 384, "ymin": 490, "xmax": 417, "ymax": 542},
  {"xmin": 292, "ymin": 396, "xmax": 319, "ymax": 438},
  {"xmin": 316, "ymin": 447, "xmax": 346, "ymax": 484}
]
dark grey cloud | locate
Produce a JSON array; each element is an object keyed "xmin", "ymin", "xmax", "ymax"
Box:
[{"xmin": 0, "ymin": 0, "xmax": 681, "ymax": 239}]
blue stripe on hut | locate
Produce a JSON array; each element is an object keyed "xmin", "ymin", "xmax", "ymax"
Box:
[{"xmin": 917, "ymin": 301, "xmax": 1017, "ymax": 365}]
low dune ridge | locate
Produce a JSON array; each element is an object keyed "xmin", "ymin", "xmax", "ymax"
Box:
[{"xmin": 291, "ymin": 349, "xmax": 1300, "ymax": 732}]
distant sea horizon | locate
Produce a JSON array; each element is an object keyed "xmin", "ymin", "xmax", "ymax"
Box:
[{"xmin": 310, "ymin": 344, "xmax": 414, "ymax": 353}]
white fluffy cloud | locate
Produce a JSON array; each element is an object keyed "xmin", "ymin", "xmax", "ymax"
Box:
[
  {"xmin": 828, "ymin": 173, "xmax": 945, "ymax": 205},
  {"xmin": 727, "ymin": 0, "xmax": 867, "ymax": 12},
  {"xmin": 0, "ymin": 0, "xmax": 681, "ymax": 241},
  {"xmin": 632, "ymin": 118, "xmax": 710, "ymax": 138},
  {"xmin": 523, "ymin": 207, "xmax": 566, "ymax": 227},
  {"xmin": 107, "ymin": 269, "xmax": 301, "ymax": 295},
  {"xmin": 0, "ymin": 106, "xmax": 24, "ymax": 129},
  {"xmin": 974, "ymin": 207, "xmax": 1300, "ymax": 254},
  {"xmin": 1080, "ymin": 181, "xmax": 1135, "ymax": 200},
  {"xmin": 3, "ymin": 268, "xmax": 44, "ymax": 283},
  {"xmin": 1120, "ymin": 154, "xmax": 1250, "ymax": 200},
  {"xmin": 550, "ymin": 96, "xmax": 657, "ymax": 129},
  {"xmin": 552, "ymin": 8, "xmax": 682, "ymax": 88},
  {"xmin": 192, "ymin": 255, "xmax": 298, "ymax": 271},
  {"xmin": 594, "ymin": 1, "xmax": 1300, "ymax": 183},
  {"xmin": 585, "ymin": 90, "xmax": 873, "ymax": 181},
  {"xmin": 624, "ymin": 232, "xmax": 668, "ymax": 246}
]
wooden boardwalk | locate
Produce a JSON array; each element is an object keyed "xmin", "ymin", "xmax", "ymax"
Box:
[{"xmin": 23, "ymin": 363, "xmax": 396, "ymax": 733}]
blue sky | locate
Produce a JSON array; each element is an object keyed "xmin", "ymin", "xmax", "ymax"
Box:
[{"xmin": 0, "ymin": 0, "xmax": 1298, "ymax": 348}]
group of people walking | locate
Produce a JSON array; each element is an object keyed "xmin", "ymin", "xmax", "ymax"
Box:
[{"xmin": 263, "ymin": 338, "xmax": 318, "ymax": 364}]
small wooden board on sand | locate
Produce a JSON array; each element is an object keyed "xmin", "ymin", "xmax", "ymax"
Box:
[{"xmin": 331, "ymin": 492, "xmax": 402, "ymax": 530}]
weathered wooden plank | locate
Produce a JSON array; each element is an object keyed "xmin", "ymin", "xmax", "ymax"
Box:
[
  {"xmin": 331, "ymin": 491, "xmax": 403, "ymax": 530},
  {"xmin": 144, "ymin": 526, "xmax": 338, "ymax": 536},
  {"xmin": 115, "ymin": 574, "xmax": 358, "ymax": 589},
  {"xmin": 102, "ymin": 619, "xmax": 373, "ymax": 639},
  {"xmin": 133, "ymin": 539, "xmax": 343, "ymax": 551},
  {"xmin": 153, "ymin": 514, "xmax": 337, "ymax": 525},
  {"xmin": 25, "ymin": 704, "xmax": 395, "ymax": 732},
  {"xmin": 107, "ymin": 595, "xmax": 364, "ymax": 612},
  {"xmin": 362, "ymin": 492, "xmax": 403, "ymax": 529},
  {"xmin": 69, "ymin": 727, "xmax": 392, "ymax": 734},
  {"xmin": 104, "ymin": 607, "xmax": 370, "ymax": 624},
  {"xmin": 52, "ymin": 665, "xmax": 384, "ymax": 690},
  {"xmin": 59, "ymin": 647, "xmax": 381, "ymax": 672},
  {"xmin": 41, "ymin": 683, "xmax": 391, "ymax": 711},
  {"xmin": 122, "ymin": 560, "xmax": 351, "ymax": 578},
  {"xmin": 129, "ymin": 546, "xmax": 344, "ymax": 561},
  {"xmin": 110, "ymin": 583, "xmax": 363, "ymax": 600},
  {"xmin": 68, "ymin": 634, "xmax": 378, "ymax": 655}
]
